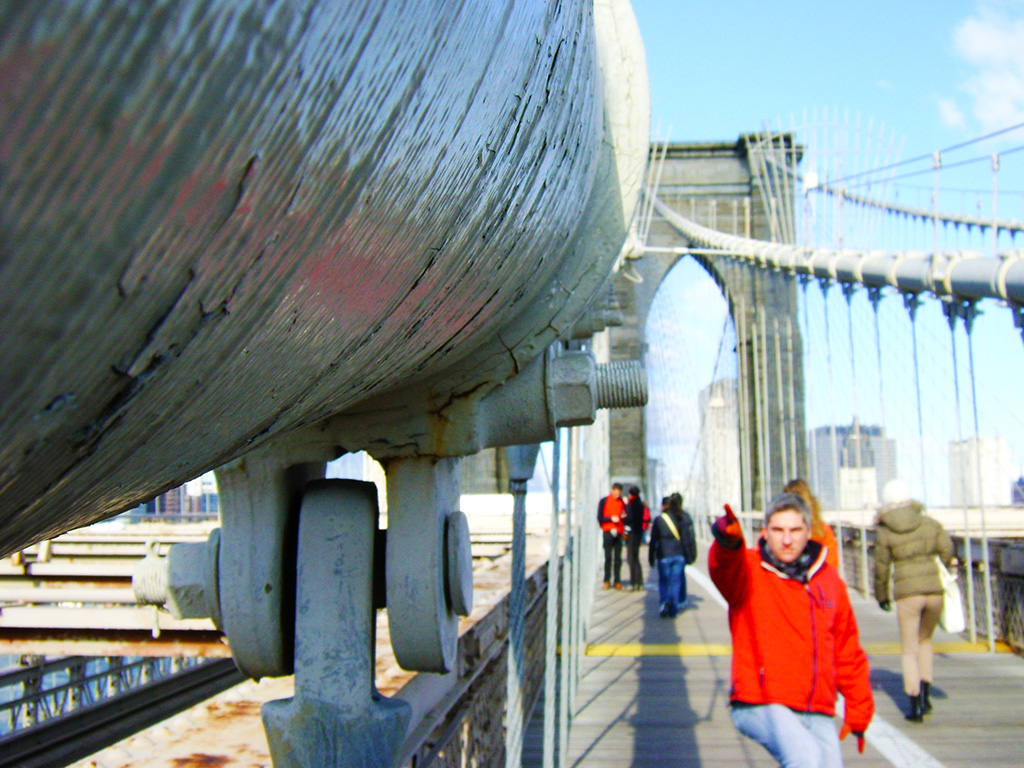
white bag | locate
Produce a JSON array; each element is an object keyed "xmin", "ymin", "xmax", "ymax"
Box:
[{"xmin": 936, "ymin": 558, "xmax": 966, "ymax": 634}]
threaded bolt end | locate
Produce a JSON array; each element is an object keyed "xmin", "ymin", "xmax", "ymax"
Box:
[
  {"xmin": 595, "ymin": 361, "xmax": 648, "ymax": 409},
  {"xmin": 133, "ymin": 554, "xmax": 169, "ymax": 605}
]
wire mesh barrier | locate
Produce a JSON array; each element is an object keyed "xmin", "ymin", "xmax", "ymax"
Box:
[
  {"xmin": 0, "ymin": 655, "xmax": 243, "ymax": 768},
  {"xmin": 836, "ymin": 523, "xmax": 1024, "ymax": 654},
  {"xmin": 995, "ymin": 574, "xmax": 1024, "ymax": 653},
  {"xmin": 0, "ymin": 655, "xmax": 205, "ymax": 736},
  {"xmin": 399, "ymin": 553, "xmax": 563, "ymax": 768}
]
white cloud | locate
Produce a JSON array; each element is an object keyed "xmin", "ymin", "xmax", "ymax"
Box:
[
  {"xmin": 938, "ymin": 97, "xmax": 966, "ymax": 129},
  {"xmin": 953, "ymin": 7, "xmax": 1024, "ymax": 132}
]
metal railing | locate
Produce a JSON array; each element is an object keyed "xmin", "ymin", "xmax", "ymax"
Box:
[
  {"xmin": 0, "ymin": 656, "xmax": 242, "ymax": 768},
  {"xmin": 835, "ymin": 522, "xmax": 1024, "ymax": 654},
  {"xmin": 0, "ymin": 655, "xmax": 204, "ymax": 735}
]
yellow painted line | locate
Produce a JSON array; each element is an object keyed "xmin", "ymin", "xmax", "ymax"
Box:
[
  {"xmin": 863, "ymin": 640, "xmax": 1013, "ymax": 654},
  {"xmin": 584, "ymin": 640, "xmax": 1013, "ymax": 657},
  {"xmin": 585, "ymin": 643, "xmax": 732, "ymax": 657}
]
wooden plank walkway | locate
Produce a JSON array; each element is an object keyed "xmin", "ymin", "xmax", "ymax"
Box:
[{"xmin": 524, "ymin": 551, "xmax": 1024, "ymax": 767}]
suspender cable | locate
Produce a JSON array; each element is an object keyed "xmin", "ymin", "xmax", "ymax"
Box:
[
  {"xmin": 842, "ymin": 282, "xmax": 870, "ymax": 595},
  {"xmin": 737, "ymin": 296, "xmax": 755, "ymax": 527},
  {"xmin": 751, "ymin": 306, "xmax": 768, "ymax": 518},
  {"xmin": 992, "ymin": 155, "xmax": 1001, "ymax": 258},
  {"xmin": 932, "ymin": 152, "xmax": 942, "ymax": 256},
  {"xmin": 842, "ymin": 284, "xmax": 865, "ymax": 488},
  {"xmin": 558, "ymin": 434, "xmax": 572, "ymax": 768},
  {"xmin": 568, "ymin": 428, "xmax": 581, "ymax": 714},
  {"xmin": 903, "ymin": 293, "xmax": 930, "ymax": 506},
  {"xmin": 760, "ymin": 306, "xmax": 773, "ymax": 503},
  {"xmin": 506, "ymin": 469, "xmax": 528, "ymax": 767},
  {"xmin": 821, "ymin": 278, "xmax": 845, "ymax": 577},
  {"xmin": 964, "ymin": 304, "xmax": 996, "ymax": 652},
  {"xmin": 773, "ymin": 315, "xmax": 790, "ymax": 482},
  {"xmin": 867, "ymin": 287, "xmax": 892, "ymax": 507},
  {"xmin": 802, "ymin": 277, "xmax": 820, "ymax": 492},
  {"xmin": 786, "ymin": 314, "xmax": 801, "ymax": 480},
  {"xmin": 543, "ymin": 431, "xmax": 561, "ymax": 768},
  {"xmin": 746, "ymin": 134, "xmax": 780, "ymax": 244},
  {"xmin": 944, "ymin": 303, "xmax": 977, "ymax": 645}
]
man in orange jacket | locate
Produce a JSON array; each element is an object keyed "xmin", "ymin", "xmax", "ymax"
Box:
[
  {"xmin": 709, "ymin": 493, "xmax": 874, "ymax": 767},
  {"xmin": 597, "ymin": 483, "xmax": 625, "ymax": 589}
]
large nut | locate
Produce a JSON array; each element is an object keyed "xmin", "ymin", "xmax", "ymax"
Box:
[
  {"xmin": 165, "ymin": 530, "xmax": 222, "ymax": 627},
  {"xmin": 548, "ymin": 351, "xmax": 596, "ymax": 427}
]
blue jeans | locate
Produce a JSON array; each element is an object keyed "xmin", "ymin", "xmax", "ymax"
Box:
[
  {"xmin": 731, "ymin": 703, "xmax": 842, "ymax": 768},
  {"xmin": 657, "ymin": 555, "xmax": 685, "ymax": 616}
]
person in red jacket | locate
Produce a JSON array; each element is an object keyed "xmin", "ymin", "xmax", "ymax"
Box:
[
  {"xmin": 709, "ymin": 493, "xmax": 874, "ymax": 767},
  {"xmin": 597, "ymin": 483, "xmax": 625, "ymax": 589}
]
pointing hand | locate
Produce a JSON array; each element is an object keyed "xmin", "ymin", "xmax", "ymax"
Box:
[{"xmin": 711, "ymin": 504, "xmax": 743, "ymax": 549}]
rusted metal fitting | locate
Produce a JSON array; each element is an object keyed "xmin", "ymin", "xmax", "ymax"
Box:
[{"xmin": 132, "ymin": 529, "xmax": 222, "ymax": 629}]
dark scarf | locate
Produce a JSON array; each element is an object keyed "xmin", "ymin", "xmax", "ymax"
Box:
[{"xmin": 758, "ymin": 538, "xmax": 823, "ymax": 584}]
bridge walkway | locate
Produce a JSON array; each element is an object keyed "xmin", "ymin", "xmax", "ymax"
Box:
[{"xmin": 525, "ymin": 551, "xmax": 1024, "ymax": 768}]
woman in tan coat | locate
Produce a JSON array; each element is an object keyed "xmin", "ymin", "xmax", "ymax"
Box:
[{"xmin": 874, "ymin": 479, "xmax": 954, "ymax": 722}]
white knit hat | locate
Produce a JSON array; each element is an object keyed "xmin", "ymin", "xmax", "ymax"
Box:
[{"xmin": 882, "ymin": 478, "xmax": 913, "ymax": 507}]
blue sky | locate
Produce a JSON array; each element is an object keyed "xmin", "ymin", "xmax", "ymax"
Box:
[
  {"xmin": 633, "ymin": 1, "xmax": 1024, "ymax": 509},
  {"xmin": 632, "ymin": 1, "xmax": 1024, "ymax": 155}
]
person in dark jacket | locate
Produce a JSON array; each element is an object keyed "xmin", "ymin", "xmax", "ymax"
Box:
[
  {"xmin": 648, "ymin": 495, "xmax": 696, "ymax": 617},
  {"xmin": 874, "ymin": 478, "xmax": 954, "ymax": 722},
  {"xmin": 623, "ymin": 485, "xmax": 650, "ymax": 591},
  {"xmin": 596, "ymin": 483, "xmax": 625, "ymax": 590}
]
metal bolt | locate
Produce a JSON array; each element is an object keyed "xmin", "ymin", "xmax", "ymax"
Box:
[{"xmin": 595, "ymin": 360, "xmax": 648, "ymax": 409}]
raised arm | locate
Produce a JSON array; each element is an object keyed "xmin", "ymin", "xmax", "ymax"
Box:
[{"xmin": 708, "ymin": 505, "xmax": 750, "ymax": 606}]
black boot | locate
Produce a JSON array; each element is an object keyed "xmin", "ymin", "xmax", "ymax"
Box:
[
  {"xmin": 921, "ymin": 682, "xmax": 933, "ymax": 714},
  {"xmin": 905, "ymin": 693, "xmax": 924, "ymax": 722}
]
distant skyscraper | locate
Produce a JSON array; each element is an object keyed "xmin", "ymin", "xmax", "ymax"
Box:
[
  {"xmin": 1012, "ymin": 477, "xmax": 1024, "ymax": 506},
  {"xmin": 809, "ymin": 422, "xmax": 897, "ymax": 510},
  {"xmin": 697, "ymin": 378, "xmax": 741, "ymax": 521},
  {"xmin": 949, "ymin": 437, "xmax": 1010, "ymax": 507}
]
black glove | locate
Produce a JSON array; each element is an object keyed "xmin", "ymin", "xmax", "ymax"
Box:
[{"xmin": 878, "ymin": 600, "xmax": 892, "ymax": 612}]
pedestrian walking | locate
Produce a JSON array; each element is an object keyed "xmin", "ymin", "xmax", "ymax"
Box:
[
  {"xmin": 873, "ymin": 478, "xmax": 955, "ymax": 722},
  {"xmin": 783, "ymin": 478, "xmax": 840, "ymax": 572},
  {"xmin": 624, "ymin": 485, "xmax": 650, "ymax": 591},
  {"xmin": 597, "ymin": 482, "xmax": 625, "ymax": 590},
  {"xmin": 648, "ymin": 494, "xmax": 697, "ymax": 617},
  {"xmin": 710, "ymin": 495, "xmax": 874, "ymax": 767}
]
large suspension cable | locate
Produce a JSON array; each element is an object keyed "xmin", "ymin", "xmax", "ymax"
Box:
[
  {"xmin": 653, "ymin": 198, "xmax": 1024, "ymax": 308},
  {"xmin": 815, "ymin": 184, "xmax": 1024, "ymax": 236}
]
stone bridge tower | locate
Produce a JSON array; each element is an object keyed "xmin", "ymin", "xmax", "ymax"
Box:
[{"xmin": 609, "ymin": 136, "xmax": 807, "ymax": 513}]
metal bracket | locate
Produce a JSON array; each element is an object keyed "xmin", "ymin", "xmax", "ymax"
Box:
[
  {"xmin": 902, "ymin": 290, "xmax": 921, "ymax": 322},
  {"xmin": 384, "ymin": 457, "xmax": 471, "ymax": 673},
  {"xmin": 214, "ymin": 452, "xmax": 327, "ymax": 679},
  {"xmin": 262, "ymin": 480, "xmax": 410, "ymax": 768}
]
